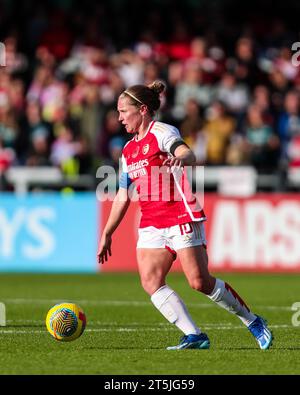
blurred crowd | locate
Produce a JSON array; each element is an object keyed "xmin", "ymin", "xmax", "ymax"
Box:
[{"xmin": 0, "ymin": 0, "xmax": 300, "ymax": 190}]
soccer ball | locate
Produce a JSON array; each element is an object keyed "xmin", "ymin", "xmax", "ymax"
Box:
[{"xmin": 46, "ymin": 302, "xmax": 86, "ymax": 342}]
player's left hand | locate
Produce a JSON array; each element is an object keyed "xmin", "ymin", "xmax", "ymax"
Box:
[
  {"xmin": 97, "ymin": 234, "xmax": 112, "ymax": 264},
  {"xmin": 160, "ymin": 155, "xmax": 183, "ymax": 170}
]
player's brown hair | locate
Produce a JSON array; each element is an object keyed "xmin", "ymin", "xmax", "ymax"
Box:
[{"xmin": 121, "ymin": 80, "xmax": 165, "ymax": 116}]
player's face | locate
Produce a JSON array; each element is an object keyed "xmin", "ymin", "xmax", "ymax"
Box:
[{"xmin": 117, "ymin": 96, "xmax": 143, "ymax": 134}]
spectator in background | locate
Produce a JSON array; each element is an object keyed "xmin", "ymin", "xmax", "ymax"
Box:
[
  {"xmin": 25, "ymin": 132, "xmax": 51, "ymax": 167},
  {"xmin": 50, "ymin": 123, "xmax": 80, "ymax": 175},
  {"xmin": 16, "ymin": 100, "xmax": 52, "ymax": 164},
  {"xmin": 165, "ymin": 60, "xmax": 183, "ymax": 111},
  {"xmin": 179, "ymin": 98, "xmax": 203, "ymax": 150},
  {"xmin": 68, "ymin": 72, "xmax": 88, "ymax": 115},
  {"xmin": 0, "ymin": 136, "xmax": 15, "ymax": 171},
  {"xmin": 215, "ymin": 72, "xmax": 250, "ymax": 128},
  {"xmin": 274, "ymin": 46, "xmax": 299, "ymax": 82},
  {"xmin": 34, "ymin": 46, "xmax": 57, "ymax": 70},
  {"xmin": 143, "ymin": 61, "xmax": 161, "ymax": 86},
  {"xmin": 252, "ymin": 85, "xmax": 275, "ymax": 127},
  {"xmin": 75, "ymin": 135, "xmax": 93, "ymax": 175},
  {"xmin": 26, "ymin": 65, "xmax": 71, "ymax": 126},
  {"xmin": 202, "ymin": 101, "xmax": 236, "ymax": 165},
  {"xmin": 117, "ymin": 49, "xmax": 144, "ymax": 87},
  {"xmin": 79, "ymin": 82, "xmax": 104, "ymax": 156},
  {"xmin": 99, "ymin": 69, "xmax": 125, "ymax": 107},
  {"xmin": 243, "ymin": 105, "xmax": 279, "ymax": 172},
  {"xmin": 0, "ymin": 70, "xmax": 11, "ymax": 91},
  {"xmin": 172, "ymin": 61, "xmax": 213, "ymax": 120},
  {"xmin": 0, "ymin": 136, "xmax": 15, "ymax": 191},
  {"xmin": 186, "ymin": 37, "xmax": 219, "ymax": 84},
  {"xmin": 0, "ymin": 104, "xmax": 18, "ymax": 151},
  {"xmin": 80, "ymin": 47, "xmax": 109, "ymax": 86},
  {"xmin": 49, "ymin": 103, "xmax": 79, "ymax": 146},
  {"xmin": 8, "ymin": 79, "xmax": 26, "ymax": 118},
  {"xmin": 26, "ymin": 65, "xmax": 53, "ymax": 103},
  {"xmin": 277, "ymin": 90, "xmax": 300, "ymax": 166},
  {"xmin": 3, "ymin": 36, "xmax": 28, "ymax": 76},
  {"xmin": 228, "ymin": 37, "xmax": 260, "ymax": 88},
  {"xmin": 226, "ymin": 133, "xmax": 247, "ymax": 166},
  {"xmin": 41, "ymin": 79, "xmax": 70, "ymax": 124},
  {"xmin": 268, "ymin": 68, "xmax": 291, "ymax": 114},
  {"xmin": 0, "ymin": 71, "xmax": 12, "ymax": 122}
]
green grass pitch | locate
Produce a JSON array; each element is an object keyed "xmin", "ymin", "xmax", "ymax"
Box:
[{"xmin": 0, "ymin": 272, "xmax": 299, "ymax": 375}]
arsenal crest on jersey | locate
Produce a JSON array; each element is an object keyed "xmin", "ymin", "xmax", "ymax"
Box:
[{"xmin": 142, "ymin": 144, "xmax": 150, "ymax": 155}]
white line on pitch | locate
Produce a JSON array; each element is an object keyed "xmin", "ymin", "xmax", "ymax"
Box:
[
  {"xmin": 0, "ymin": 324, "xmax": 292, "ymax": 334},
  {"xmin": 1, "ymin": 298, "xmax": 293, "ymax": 311}
]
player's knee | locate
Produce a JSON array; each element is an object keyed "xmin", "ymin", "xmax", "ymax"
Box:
[
  {"xmin": 140, "ymin": 278, "xmax": 152, "ymax": 295},
  {"xmin": 188, "ymin": 277, "xmax": 204, "ymax": 292},
  {"xmin": 140, "ymin": 272, "xmax": 165, "ymax": 295},
  {"xmin": 141, "ymin": 279, "xmax": 162, "ymax": 295},
  {"xmin": 189, "ymin": 277, "xmax": 214, "ymax": 295}
]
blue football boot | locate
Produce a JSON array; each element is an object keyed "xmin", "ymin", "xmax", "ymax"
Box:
[
  {"xmin": 167, "ymin": 333, "xmax": 210, "ymax": 350},
  {"xmin": 248, "ymin": 315, "xmax": 273, "ymax": 350}
]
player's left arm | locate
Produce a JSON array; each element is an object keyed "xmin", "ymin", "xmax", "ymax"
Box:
[{"xmin": 163, "ymin": 141, "xmax": 196, "ymax": 168}]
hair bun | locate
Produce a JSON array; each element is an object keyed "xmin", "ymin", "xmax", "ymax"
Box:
[{"xmin": 148, "ymin": 80, "xmax": 165, "ymax": 95}]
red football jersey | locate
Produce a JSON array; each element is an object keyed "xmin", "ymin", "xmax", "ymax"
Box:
[{"xmin": 121, "ymin": 121, "xmax": 206, "ymax": 228}]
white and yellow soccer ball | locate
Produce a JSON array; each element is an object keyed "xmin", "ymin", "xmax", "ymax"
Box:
[{"xmin": 46, "ymin": 302, "xmax": 86, "ymax": 342}]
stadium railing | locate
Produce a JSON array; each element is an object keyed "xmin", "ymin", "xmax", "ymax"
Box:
[
  {"xmin": 5, "ymin": 167, "xmax": 95, "ymax": 194},
  {"xmin": 3, "ymin": 165, "xmax": 299, "ymax": 194}
]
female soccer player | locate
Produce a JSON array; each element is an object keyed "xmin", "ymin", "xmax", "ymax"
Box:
[{"xmin": 97, "ymin": 81, "xmax": 273, "ymax": 350}]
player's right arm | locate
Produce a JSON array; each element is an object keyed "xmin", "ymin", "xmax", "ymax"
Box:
[{"xmin": 97, "ymin": 187, "xmax": 131, "ymax": 264}]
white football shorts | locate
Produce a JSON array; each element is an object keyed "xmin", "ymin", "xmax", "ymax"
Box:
[{"xmin": 137, "ymin": 221, "xmax": 207, "ymax": 257}]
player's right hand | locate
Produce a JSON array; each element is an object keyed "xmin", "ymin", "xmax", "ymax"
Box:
[{"xmin": 97, "ymin": 234, "xmax": 112, "ymax": 264}]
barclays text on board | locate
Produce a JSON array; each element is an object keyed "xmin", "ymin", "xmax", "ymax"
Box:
[{"xmin": 0, "ymin": 193, "xmax": 98, "ymax": 273}]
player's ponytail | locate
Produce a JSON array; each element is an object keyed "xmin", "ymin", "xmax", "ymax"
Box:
[{"xmin": 147, "ymin": 80, "xmax": 166, "ymax": 96}]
